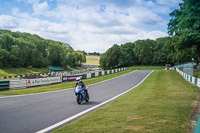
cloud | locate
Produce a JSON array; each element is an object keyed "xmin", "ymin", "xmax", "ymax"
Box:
[
  {"xmin": 0, "ymin": 0, "xmax": 176, "ymax": 52},
  {"xmin": 0, "ymin": 15, "xmax": 19, "ymax": 29},
  {"xmin": 156, "ymin": 0, "xmax": 182, "ymax": 7},
  {"xmin": 32, "ymin": 1, "xmax": 49, "ymax": 16}
]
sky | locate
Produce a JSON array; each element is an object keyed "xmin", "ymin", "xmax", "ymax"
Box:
[{"xmin": 0, "ymin": 0, "xmax": 182, "ymax": 53}]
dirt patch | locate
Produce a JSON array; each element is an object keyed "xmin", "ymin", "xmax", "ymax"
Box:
[
  {"xmin": 127, "ymin": 126, "xmax": 144, "ymax": 131},
  {"xmin": 128, "ymin": 116, "xmax": 144, "ymax": 120}
]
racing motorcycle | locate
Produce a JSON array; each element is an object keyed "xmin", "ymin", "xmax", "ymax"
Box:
[{"xmin": 74, "ymin": 85, "xmax": 89, "ymax": 104}]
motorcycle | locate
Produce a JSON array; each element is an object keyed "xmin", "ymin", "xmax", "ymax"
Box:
[{"xmin": 74, "ymin": 85, "xmax": 89, "ymax": 104}]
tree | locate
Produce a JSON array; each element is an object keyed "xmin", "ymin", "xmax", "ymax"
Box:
[
  {"xmin": 153, "ymin": 37, "xmax": 172, "ymax": 65},
  {"xmin": 0, "ymin": 33, "xmax": 14, "ymax": 51},
  {"xmin": 73, "ymin": 51, "xmax": 86, "ymax": 66},
  {"xmin": 0, "ymin": 29, "xmax": 81, "ymax": 68},
  {"xmin": 0, "ymin": 48, "xmax": 10, "ymax": 67},
  {"xmin": 99, "ymin": 53, "xmax": 108, "ymax": 69},
  {"xmin": 10, "ymin": 45, "xmax": 21, "ymax": 67},
  {"xmin": 168, "ymin": 0, "xmax": 200, "ymax": 63},
  {"xmin": 99, "ymin": 44, "xmax": 120, "ymax": 69},
  {"xmin": 107, "ymin": 44, "xmax": 120, "ymax": 69},
  {"xmin": 134, "ymin": 39, "xmax": 155, "ymax": 65},
  {"xmin": 119, "ymin": 42, "xmax": 138, "ymax": 66}
]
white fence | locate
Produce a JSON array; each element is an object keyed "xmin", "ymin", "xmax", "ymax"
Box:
[{"xmin": 176, "ymin": 68, "xmax": 200, "ymax": 87}]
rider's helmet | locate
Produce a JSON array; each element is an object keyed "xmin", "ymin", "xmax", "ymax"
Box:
[{"xmin": 76, "ymin": 77, "xmax": 81, "ymax": 81}]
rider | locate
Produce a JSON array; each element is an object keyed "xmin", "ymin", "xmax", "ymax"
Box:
[{"xmin": 75, "ymin": 77, "xmax": 87, "ymax": 94}]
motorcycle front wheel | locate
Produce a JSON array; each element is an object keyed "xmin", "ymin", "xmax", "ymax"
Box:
[
  {"xmin": 86, "ymin": 93, "xmax": 89, "ymax": 102},
  {"xmin": 77, "ymin": 94, "xmax": 82, "ymax": 104}
]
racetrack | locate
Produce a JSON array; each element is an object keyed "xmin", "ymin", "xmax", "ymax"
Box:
[{"xmin": 0, "ymin": 70, "xmax": 152, "ymax": 133}]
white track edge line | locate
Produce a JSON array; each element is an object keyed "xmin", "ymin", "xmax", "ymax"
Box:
[
  {"xmin": 0, "ymin": 70, "xmax": 138, "ymax": 99},
  {"xmin": 36, "ymin": 70, "xmax": 153, "ymax": 133}
]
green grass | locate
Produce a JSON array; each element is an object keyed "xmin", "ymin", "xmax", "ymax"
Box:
[
  {"xmin": 194, "ymin": 70, "xmax": 200, "ymax": 78},
  {"xmin": 0, "ymin": 68, "xmax": 49, "ymax": 77},
  {"xmin": 53, "ymin": 70, "xmax": 199, "ymax": 133},
  {"xmin": 0, "ymin": 66, "xmax": 164, "ymax": 95},
  {"xmin": 86, "ymin": 55, "xmax": 100, "ymax": 66}
]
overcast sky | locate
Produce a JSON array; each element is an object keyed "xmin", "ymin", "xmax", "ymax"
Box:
[{"xmin": 0, "ymin": 0, "xmax": 182, "ymax": 53}]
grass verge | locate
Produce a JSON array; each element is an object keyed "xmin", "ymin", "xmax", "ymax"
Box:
[
  {"xmin": 0, "ymin": 66, "xmax": 164, "ymax": 95},
  {"xmin": 0, "ymin": 68, "xmax": 49, "ymax": 77},
  {"xmin": 194, "ymin": 70, "xmax": 200, "ymax": 78},
  {"xmin": 52, "ymin": 70, "xmax": 199, "ymax": 133}
]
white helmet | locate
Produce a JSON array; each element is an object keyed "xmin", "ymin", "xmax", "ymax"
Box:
[{"xmin": 76, "ymin": 77, "xmax": 81, "ymax": 81}]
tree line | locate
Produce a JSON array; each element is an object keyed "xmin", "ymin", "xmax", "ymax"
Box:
[
  {"xmin": 0, "ymin": 30, "xmax": 86, "ymax": 68},
  {"xmin": 100, "ymin": 37, "xmax": 173, "ymax": 69},
  {"xmin": 100, "ymin": 0, "xmax": 199, "ymax": 70}
]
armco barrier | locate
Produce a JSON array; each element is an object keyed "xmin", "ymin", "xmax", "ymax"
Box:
[{"xmin": 0, "ymin": 80, "xmax": 10, "ymax": 91}]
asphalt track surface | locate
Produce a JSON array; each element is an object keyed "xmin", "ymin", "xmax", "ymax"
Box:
[{"xmin": 0, "ymin": 70, "xmax": 152, "ymax": 133}]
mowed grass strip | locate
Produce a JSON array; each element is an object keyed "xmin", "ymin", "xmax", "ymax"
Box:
[
  {"xmin": 53, "ymin": 70, "xmax": 199, "ymax": 133},
  {"xmin": 0, "ymin": 66, "xmax": 164, "ymax": 95}
]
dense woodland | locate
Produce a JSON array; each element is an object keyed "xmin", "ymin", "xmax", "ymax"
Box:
[
  {"xmin": 0, "ymin": 30, "xmax": 86, "ymax": 68},
  {"xmin": 100, "ymin": 0, "xmax": 200, "ymax": 69}
]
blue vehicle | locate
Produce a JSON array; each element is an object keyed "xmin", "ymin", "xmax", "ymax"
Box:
[{"xmin": 74, "ymin": 85, "xmax": 89, "ymax": 104}]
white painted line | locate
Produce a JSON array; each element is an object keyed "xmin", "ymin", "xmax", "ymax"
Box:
[
  {"xmin": 36, "ymin": 70, "xmax": 153, "ymax": 133},
  {"xmin": 0, "ymin": 70, "xmax": 137, "ymax": 99}
]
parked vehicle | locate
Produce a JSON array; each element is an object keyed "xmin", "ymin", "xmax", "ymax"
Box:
[{"xmin": 74, "ymin": 85, "xmax": 89, "ymax": 104}]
